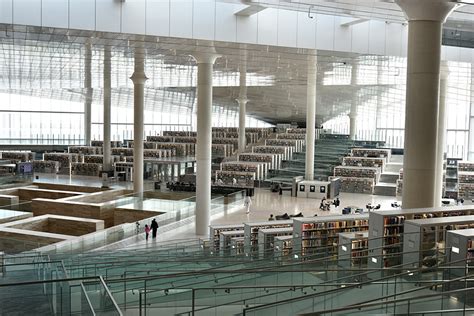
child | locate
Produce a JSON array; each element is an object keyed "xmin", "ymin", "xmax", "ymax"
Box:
[{"xmin": 144, "ymin": 224, "xmax": 150, "ymax": 241}]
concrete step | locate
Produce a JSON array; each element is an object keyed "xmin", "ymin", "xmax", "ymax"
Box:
[
  {"xmin": 374, "ymin": 182, "xmax": 397, "ymax": 196},
  {"xmin": 380, "ymin": 172, "xmax": 399, "ymax": 183},
  {"xmin": 390, "ymin": 155, "xmax": 404, "ymax": 163},
  {"xmin": 385, "ymin": 162, "xmax": 403, "ymax": 173}
]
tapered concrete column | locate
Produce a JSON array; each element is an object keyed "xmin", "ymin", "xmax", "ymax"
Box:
[
  {"xmin": 130, "ymin": 46, "xmax": 148, "ymax": 194},
  {"xmin": 191, "ymin": 50, "xmax": 220, "ymax": 236},
  {"xmin": 434, "ymin": 64, "xmax": 449, "ymax": 207},
  {"xmin": 103, "ymin": 46, "xmax": 112, "ymax": 172},
  {"xmin": 305, "ymin": 54, "xmax": 317, "ymax": 180},
  {"xmin": 349, "ymin": 62, "xmax": 358, "ymax": 140},
  {"xmin": 84, "ymin": 43, "xmax": 92, "ymax": 146},
  {"xmin": 396, "ymin": 0, "xmax": 460, "ymax": 208}
]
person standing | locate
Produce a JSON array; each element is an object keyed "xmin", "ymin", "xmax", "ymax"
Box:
[
  {"xmin": 150, "ymin": 218, "xmax": 159, "ymax": 239},
  {"xmin": 244, "ymin": 195, "xmax": 252, "ymax": 214},
  {"xmin": 144, "ymin": 224, "xmax": 150, "ymax": 241}
]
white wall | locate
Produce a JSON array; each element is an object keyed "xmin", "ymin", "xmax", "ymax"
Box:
[{"xmin": 1, "ymin": 0, "xmax": 474, "ymax": 62}]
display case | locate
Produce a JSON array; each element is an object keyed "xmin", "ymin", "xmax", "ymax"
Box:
[
  {"xmin": 368, "ymin": 205, "xmax": 474, "ymax": 271},
  {"xmin": 243, "ymin": 220, "xmax": 293, "ymax": 256},
  {"xmin": 293, "ymin": 214, "xmax": 369, "ymax": 258},
  {"xmin": 258, "ymin": 227, "xmax": 293, "ymax": 258},
  {"xmin": 402, "ymin": 215, "xmax": 474, "ymax": 269},
  {"xmin": 338, "ymin": 231, "xmax": 369, "ymax": 268}
]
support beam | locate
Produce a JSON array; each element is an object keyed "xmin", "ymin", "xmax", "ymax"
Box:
[
  {"xmin": 340, "ymin": 18, "xmax": 369, "ymax": 27},
  {"xmin": 434, "ymin": 64, "xmax": 449, "ymax": 207},
  {"xmin": 130, "ymin": 46, "xmax": 148, "ymax": 194},
  {"xmin": 191, "ymin": 49, "xmax": 220, "ymax": 236},
  {"xmin": 305, "ymin": 54, "xmax": 317, "ymax": 181},
  {"xmin": 84, "ymin": 42, "xmax": 92, "ymax": 146},
  {"xmin": 396, "ymin": 0, "xmax": 460, "ymax": 209},
  {"xmin": 103, "ymin": 46, "xmax": 112, "ymax": 172}
]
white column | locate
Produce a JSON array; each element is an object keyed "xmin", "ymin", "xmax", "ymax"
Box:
[
  {"xmin": 191, "ymin": 50, "xmax": 220, "ymax": 236},
  {"xmin": 396, "ymin": 0, "xmax": 459, "ymax": 209},
  {"xmin": 237, "ymin": 98, "xmax": 248, "ymax": 152},
  {"xmin": 238, "ymin": 50, "xmax": 248, "ymax": 153},
  {"xmin": 130, "ymin": 46, "xmax": 148, "ymax": 194},
  {"xmin": 305, "ymin": 54, "xmax": 317, "ymax": 180},
  {"xmin": 349, "ymin": 62, "xmax": 358, "ymax": 140},
  {"xmin": 84, "ymin": 43, "xmax": 92, "ymax": 146},
  {"xmin": 103, "ymin": 46, "xmax": 112, "ymax": 172},
  {"xmin": 434, "ymin": 64, "xmax": 449, "ymax": 207}
]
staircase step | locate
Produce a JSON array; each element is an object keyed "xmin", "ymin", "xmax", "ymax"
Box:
[
  {"xmin": 380, "ymin": 172, "xmax": 399, "ymax": 183},
  {"xmin": 374, "ymin": 183, "xmax": 397, "ymax": 196}
]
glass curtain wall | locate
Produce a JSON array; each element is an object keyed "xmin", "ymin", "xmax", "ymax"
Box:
[{"xmin": 323, "ymin": 57, "xmax": 472, "ymax": 160}]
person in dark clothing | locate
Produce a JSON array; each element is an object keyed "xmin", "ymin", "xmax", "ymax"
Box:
[{"xmin": 151, "ymin": 219, "xmax": 159, "ymax": 239}]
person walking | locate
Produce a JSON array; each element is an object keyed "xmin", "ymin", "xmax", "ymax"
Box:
[
  {"xmin": 244, "ymin": 195, "xmax": 252, "ymax": 214},
  {"xmin": 144, "ymin": 224, "xmax": 150, "ymax": 241},
  {"xmin": 150, "ymin": 218, "xmax": 159, "ymax": 239}
]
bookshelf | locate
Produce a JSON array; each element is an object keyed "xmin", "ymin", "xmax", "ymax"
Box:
[
  {"xmin": 230, "ymin": 237, "xmax": 245, "ymax": 256},
  {"xmin": 146, "ymin": 136, "xmax": 174, "ymax": 142},
  {"xmin": 91, "ymin": 140, "xmax": 122, "ymax": 148},
  {"xmin": 209, "ymin": 224, "xmax": 244, "ymax": 253},
  {"xmin": 266, "ymin": 139, "xmax": 303, "ymax": 152},
  {"xmin": 1, "ymin": 151, "xmax": 34, "ymax": 163},
  {"xmin": 111, "ymin": 148, "xmax": 134, "ymax": 157},
  {"xmin": 84, "ymin": 155, "xmax": 104, "ymax": 164},
  {"xmin": 334, "ymin": 166, "xmax": 380, "ymax": 183},
  {"xmin": 253, "ymin": 146, "xmax": 289, "ymax": 160},
  {"xmin": 162, "ymin": 131, "xmax": 197, "ymax": 137},
  {"xmin": 458, "ymin": 162, "xmax": 474, "ymax": 199},
  {"xmin": 446, "ymin": 228, "xmax": 474, "ymax": 276},
  {"xmin": 258, "ymin": 227, "xmax": 293, "ymax": 258},
  {"xmin": 445, "ymin": 158, "xmax": 460, "ymax": 199},
  {"xmin": 396, "ymin": 169, "xmax": 403, "ymax": 196},
  {"xmin": 338, "ymin": 231, "xmax": 369, "ymax": 268},
  {"xmin": 276, "ymin": 133, "xmax": 306, "ymax": 140},
  {"xmin": 155, "ymin": 143, "xmax": 184, "ymax": 156},
  {"xmin": 293, "ymin": 214, "xmax": 369, "ymax": 258},
  {"xmin": 244, "ymin": 220, "xmax": 293, "ymax": 256},
  {"xmin": 351, "ymin": 148, "xmax": 391, "ymax": 160},
  {"xmin": 219, "ymin": 230, "xmax": 245, "ymax": 256},
  {"xmin": 68, "ymin": 146, "xmax": 102, "ymax": 155},
  {"xmin": 71, "ymin": 162, "xmax": 103, "ymax": 177},
  {"xmin": 274, "ymin": 235, "xmax": 293, "ymax": 258},
  {"xmin": 403, "ymin": 215, "xmax": 474, "ymax": 269},
  {"xmin": 33, "ymin": 161, "xmax": 60, "ymax": 174},
  {"xmin": 368, "ymin": 206, "xmax": 474, "ymax": 271},
  {"xmin": 221, "ymin": 162, "xmax": 264, "ymax": 180},
  {"xmin": 329, "ymin": 176, "xmax": 375, "ymax": 194},
  {"xmin": 342, "ymin": 157, "xmax": 386, "ymax": 172},
  {"xmin": 43, "ymin": 153, "xmax": 81, "ymax": 168},
  {"xmin": 238, "ymin": 153, "xmax": 277, "ymax": 170},
  {"xmin": 215, "ymin": 170, "xmax": 255, "ymax": 187}
]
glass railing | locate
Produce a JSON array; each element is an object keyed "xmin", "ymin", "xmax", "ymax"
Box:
[{"xmin": 33, "ymin": 189, "xmax": 245, "ymax": 256}]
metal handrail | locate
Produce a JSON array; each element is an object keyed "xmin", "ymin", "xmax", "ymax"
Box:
[
  {"xmin": 99, "ymin": 276, "xmax": 123, "ymax": 316},
  {"xmin": 298, "ymin": 286, "xmax": 474, "ymax": 315},
  {"xmin": 80, "ymin": 282, "xmax": 96, "ymax": 316},
  {"xmin": 241, "ymin": 257, "xmax": 473, "ymax": 315}
]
